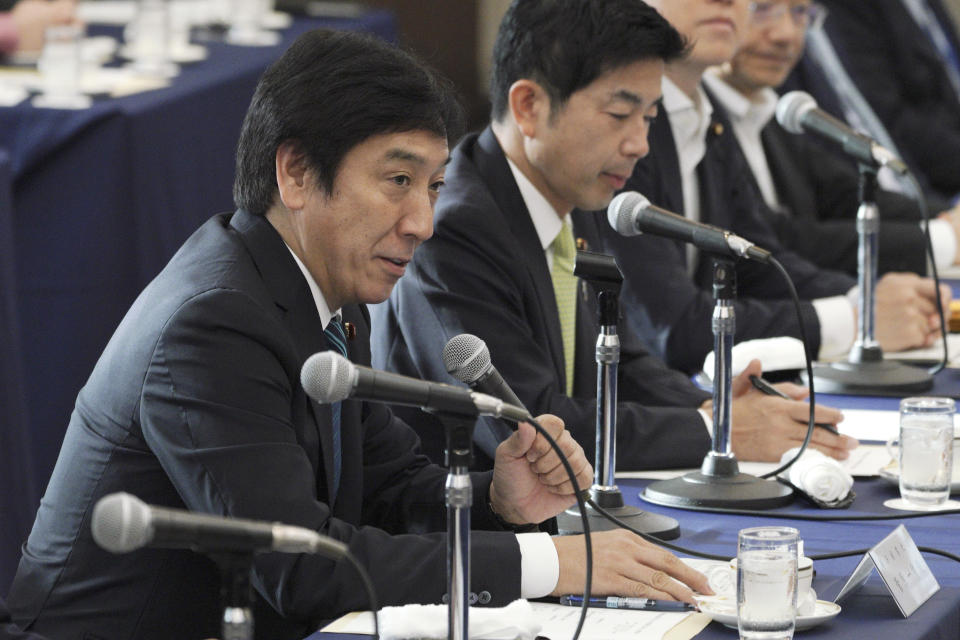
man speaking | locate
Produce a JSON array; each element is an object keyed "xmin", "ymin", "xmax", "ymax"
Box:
[{"xmin": 7, "ymin": 25, "xmax": 708, "ymax": 640}]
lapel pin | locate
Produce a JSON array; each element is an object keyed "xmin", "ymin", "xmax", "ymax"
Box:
[
  {"xmin": 343, "ymin": 322, "xmax": 357, "ymax": 341},
  {"xmin": 576, "ymin": 237, "xmax": 587, "ymax": 251}
]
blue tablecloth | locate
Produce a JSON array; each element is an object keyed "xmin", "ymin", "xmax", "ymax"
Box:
[
  {"xmin": 307, "ymin": 474, "xmax": 960, "ymax": 640},
  {"xmin": 0, "ymin": 11, "xmax": 395, "ymax": 592}
]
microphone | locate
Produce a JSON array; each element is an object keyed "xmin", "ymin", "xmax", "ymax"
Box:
[
  {"xmin": 92, "ymin": 492, "xmax": 348, "ymax": 557},
  {"xmin": 442, "ymin": 334, "xmax": 528, "ymax": 411},
  {"xmin": 776, "ymin": 91, "xmax": 908, "ymax": 175},
  {"xmin": 300, "ymin": 351, "xmax": 531, "ymax": 422},
  {"xmin": 607, "ymin": 191, "xmax": 772, "ymax": 263}
]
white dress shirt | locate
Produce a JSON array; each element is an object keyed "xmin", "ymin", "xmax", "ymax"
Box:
[{"xmin": 287, "ymin": 243, "xmax": 560, "ymax": 599}]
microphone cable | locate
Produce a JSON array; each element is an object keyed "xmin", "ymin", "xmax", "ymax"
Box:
[
  {"xmin": 584, "ymin": 495, "xmax": 960, "ymax": 565},
  {"xmin": 346, "ymin": 552, "xmax": 381, "ymax": 640},
  {"xmin": 522, "ymin": 416, "xmax": 592, "ymax": 640},
  {"xmin": 906, "ymin": 170, "xmax": 950, "ymax": 376}
]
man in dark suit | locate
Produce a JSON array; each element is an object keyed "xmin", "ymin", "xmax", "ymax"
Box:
[
  {"xmin": 373, "ymin": 0, "xmax": 852, "ymax": 473},
  {"xmin": 818, "ymin": 0, "xmax": 960, "ymax": 207},
  {"xmin": 704, "ymin": 0, "xmax": 960, "ymax": 277},
  {"xmin": 582, "ymin": 0, "xmax": 947, "ymax": 375},
  {"xmin": 7, "ymin": 29, "xmax": 710, "ymax": 640}
]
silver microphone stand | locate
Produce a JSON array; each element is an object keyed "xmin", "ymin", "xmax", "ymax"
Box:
[
  {"xmin": 215, "ymin": 554, "xmax": 255, "ymax": 640},
  {"xmin": 805, "ymin": 165, "xmax": 933, "ymax": 394},
  {"xmin": 642, "ymin": 259, "xmax": 794, "ymax": 509},
  {"xmin": 557, "ymin": 251, "xmax": 680, "ymax": 538}
]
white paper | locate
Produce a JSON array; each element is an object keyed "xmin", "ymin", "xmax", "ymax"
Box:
[
  {"xmin": 870, "ymin": 524, "xmax": 940, "ymax": 617},
  {"xmin": 834, "ymin": 409, "xmax": 901, "ymax": 442}
]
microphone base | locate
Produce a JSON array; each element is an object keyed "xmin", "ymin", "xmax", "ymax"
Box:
[
  {"xmin": 557, "ymin": 487, "xmax": 680, "ymax": 540},
  {"xmin": 640, "ymin": 472, "xmax": 794, "ymax": 510},
  {"xmin": 802, "ymin": 359, "xmax": 933, "ymax": 396}
]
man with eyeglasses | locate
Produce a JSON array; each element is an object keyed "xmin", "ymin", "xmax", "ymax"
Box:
[
  {"xmin": 816, "ymin": 0, "xmax": 960, "ymax": 208},
  {"xmin": 578, "ymin": 0, "xmax": 949, "ymax": 376},
  {"xmin": 703, "ymin": 0, "xmax": 960, "ymax": 276}
]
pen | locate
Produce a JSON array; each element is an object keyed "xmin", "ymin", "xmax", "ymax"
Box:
[
  {"xmin": 558, "ymin": 595, "xmax": 696, "ymax": 612},
  {"xmin": 749, "ymin": 375, "xmax": 841, "ymax": 436}
]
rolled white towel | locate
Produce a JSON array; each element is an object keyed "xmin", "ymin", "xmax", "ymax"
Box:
[
  {"xmin": 779, "ymin": 447, "xmax": 853, "ymax": 503},
  {"xmin": 379, "ymin": 598, "xmax": 540, "ymax": 640}
]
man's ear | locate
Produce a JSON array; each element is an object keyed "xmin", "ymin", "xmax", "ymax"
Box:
[
  {"xmin": 508, "ymin": 79, "xmax": 549, "ymax": 139},
  {"xmin": 275, "ymin": 140, "xmax": 312, "ymax": 211}
]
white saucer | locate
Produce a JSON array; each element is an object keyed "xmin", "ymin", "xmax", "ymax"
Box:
[
  {"xmin": 884, "ymin": 497, "xmax": 960, "ymax": 511},
  {"xmin": 696, "ymin": 596, "xmax": 841, "ymax": 632}
]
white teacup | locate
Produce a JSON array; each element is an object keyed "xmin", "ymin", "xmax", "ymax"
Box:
[
  {"xmin": 730, "ymin": 556, "xmax": 816, "ymax": 615},
  {"xmin": 886, "ymin": 435, "xmax": 960, "ymax": 487}
]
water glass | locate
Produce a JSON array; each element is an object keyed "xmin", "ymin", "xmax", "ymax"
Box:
[
  {"xmin": 899, "ymin": 397, "xmax": 955, "ymax": 506},
  {"xmin": 737, "ymin": 526, "xmax": 798, "ymax": 640},
  {"xmin": 33, "ymin": 25, "xmax": 91, "ymax": 109}
]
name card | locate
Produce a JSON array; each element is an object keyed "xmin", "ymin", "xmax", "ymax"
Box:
[{"xmin": 834, "ymin": 524, "xmax": 939, "ymax": 617}]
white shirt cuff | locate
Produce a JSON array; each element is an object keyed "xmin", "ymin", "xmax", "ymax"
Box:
[
  {"xmin": 926, "ymin": 219, "xmax": 956, "ymax": 270},
  {"xmin": 698, "ymin": 408, "xmax": 713, "ymax": 437},
  {"xmin": 517, "ymin": 532, "xmax": 559, "ymax": 598},
  {"xmin": 812, "ymin": 294, "xmax": 856, "ymax": 359}
]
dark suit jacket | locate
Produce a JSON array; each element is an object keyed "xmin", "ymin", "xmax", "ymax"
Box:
[
  {"xmin": 742, "ymin": 114, "xmax": 927, "ymax": 276},
  {"xmin": 372, "ymin": 128, "xmax": 712, "ymax": 472},
  {"xmin": 818, "ymin": 0, "xmax": 960, "ymax": 201},
  {"xmin": 582, "ymin": 99, "xmax": 856, "ymax": 374},
  {"xmin": 0, "ymin": 600, "xmax": 45, "ymax": 640},
  {"xmin": 7, "ymin": 210, "xmax": 519, "ymax": 640}
]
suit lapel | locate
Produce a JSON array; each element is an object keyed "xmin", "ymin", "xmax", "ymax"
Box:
[
  {"xmin": 473, "ymin": 128, "xmax": 568, "ymax": 386},
  {"xmin": 229, "ymin": 209, "xmax": 339, "ymax": 506}
]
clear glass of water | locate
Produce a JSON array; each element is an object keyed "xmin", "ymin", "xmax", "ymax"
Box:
[
  {"xmin": 33, "ymin": 24, "xmax": 92, "ymax": 109},
  {"xmin": 737, "ymin": 526, "xmax": 798, "ymax": 640},
  {"xmin": 899, "ymin": 397, "xmax": 955, "ymax": 506}
]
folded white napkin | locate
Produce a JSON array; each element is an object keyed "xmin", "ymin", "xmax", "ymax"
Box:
[
  {"xmin": 779, "ymin": 447, "xmax": 853, "ymax": 503},
  {"xmin": 378, "ymin": 598, "xmax": 540, "ymax": 640},
  {"xmin": 702, "ymin": 337, "xmax": 806, "ymax": 378}
]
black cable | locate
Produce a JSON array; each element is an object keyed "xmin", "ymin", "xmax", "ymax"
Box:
[
  {"xmin": 344, "ymin": 551, "xmax": 381, "ymax": 640},
  {"xmin": 526, "ymin": 416, "xmax": 591, "ymax": 640},
  {"xmin": 758, "ymin": 256, "xmax": 818, "ymax": 480},
  {"xmin": 906, "ymin": 171, "xmax": 950, "ymax": 376},
  {"xmin": 586, "ymin": 497, "xmax": 960, "ymax": 565}
]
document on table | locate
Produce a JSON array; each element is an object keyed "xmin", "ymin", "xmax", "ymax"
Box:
[
  {"xmin": 618, "ymin": 443, "xmax": 892, "ymax": 481},
  {"xmin": 321, "ymin": 602, "xmax": 711, "ymax": 640}
]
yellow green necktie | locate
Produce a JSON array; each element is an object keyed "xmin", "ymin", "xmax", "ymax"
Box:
[{"xmin": 551, "ymin": 219, "xmax": 577, "ymax": 395}]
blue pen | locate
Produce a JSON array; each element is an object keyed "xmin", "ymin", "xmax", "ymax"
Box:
[{"xmin": 558, "ymin": 595, "xmax": 695, "ymax": 612}]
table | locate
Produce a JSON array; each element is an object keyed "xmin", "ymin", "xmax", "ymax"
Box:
[
  {"xmin": 306, "ymin": 470, "xmax": 960, "ymax": 640},
  {"xmin": 0, "ymin": 10, "xmax": 395, "ymax": 592}
]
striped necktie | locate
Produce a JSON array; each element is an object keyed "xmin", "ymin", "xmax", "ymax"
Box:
[
  {"xmin": 551, "ymin": 219, "xmax": 577, "ymax": 396},
  {"xmin": 323, "ymin": 317, "xmax": 348, "ymax": 501}
]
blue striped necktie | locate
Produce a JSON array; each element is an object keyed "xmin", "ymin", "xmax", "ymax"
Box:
[{"xmin": 323, "ymin": 317, "xmax": 348, "ymax": 501}]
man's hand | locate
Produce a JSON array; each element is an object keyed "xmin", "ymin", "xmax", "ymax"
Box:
[
  {"xmin": 10, "ymin": 0, "xmax": 78, "ymax": 54},
  {"xmin": 871, "ymin": 272, "xmax": 950, "ymax": 352},
  {"xmin": 552, "ymin": 530, "xmax": 713, "ymax": 603},
  {"xmin": 489, "ymin": 414, "xmax": 593, "ymax": 526},
  {"xmin": 722, "ymin": 360, "xmax": 858, "ymax": 462}
]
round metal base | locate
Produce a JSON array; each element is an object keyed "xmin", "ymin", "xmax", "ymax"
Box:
[
  {"xmin": 641, "ymin": 472, "xmax": 794, "ymax": 510},
  {"xmin": 803, "ymin": 359, "xmax": 933, "ymax": 395},
  {"xmin": 557, "ymin": 498, "xmax": 680, "ymax": 540}
]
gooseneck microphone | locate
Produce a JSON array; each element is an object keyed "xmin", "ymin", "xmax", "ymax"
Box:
[
  {"xmin": 92, "ymin": 492, "xmax": 348, "ymax": 557},
  {"xmin": 300, "ymin": 351, "xmax": 530, "ymax": 422},
  {"xmin": 442, "ymin": 334, "xmax": 527, "ymax": 411},
  {"xmin": 607, "ymin": 192, "xmax": 772, "ymax": 263},
  {"xmin": 776, "ymin": 91, "xmax": 908, "ymax": 175}
]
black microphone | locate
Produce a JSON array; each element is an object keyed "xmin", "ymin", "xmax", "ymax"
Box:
[
  {"xmin": 92, "ymin": 492, "xmax": 348, "ymax": 557},
  {"xmin": 300, "ymin": 352, "xmax": 531, "ymax": 422},
  {"xmin": 607, "ymin": 191, "xmax": 772, "ymax": 263},
  {"xmin": 442, "ymin": 334, "xmax": 528, "ymax": 411},
  {"xmin": 776, "ymin": 91, "xmax": 908, "ymax": 175}
]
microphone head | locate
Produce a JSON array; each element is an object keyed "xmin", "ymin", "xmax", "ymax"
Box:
[
  {"xmin": 775, "ymin": 90, "xmax": 817, "ymax": 134},
  {"xmin": 301, "ymin": 351, "xmax": 355, "ymax": 404},
  {"xmin": 607, "ymin": 191, "xmax": 649, "ymax": 237},
  {"xmin": 92, "ymin": 492, "xmax": 152, "ymax": 554},
  {"xmin": 442, "ymin": 334, "xmax": 492, "ymax": 384}
]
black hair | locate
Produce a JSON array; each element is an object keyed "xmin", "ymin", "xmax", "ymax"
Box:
[
  {"xmin": 234, "ymin": 29, "xmax": 463, "ymax": 215},
  {"xmin": 490, "ymin": 0, "xmax": 687, "ymax": 121}
]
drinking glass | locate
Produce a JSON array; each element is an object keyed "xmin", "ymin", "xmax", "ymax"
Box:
[
  {"xmin": 33, "ymin": 24, "xmax": 92, "ymax": 109},
  {"xmin": 737, "ymin": 526, "xmax": 798, "ymax": 640},
  {"xmin": 898, "ymin": 397, "xmax": 955, "ymax": 506}
]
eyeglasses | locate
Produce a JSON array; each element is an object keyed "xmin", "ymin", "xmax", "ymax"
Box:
[{"xmin": 749, "ymin": 1, "xmax": 823, "ymax": 28}]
